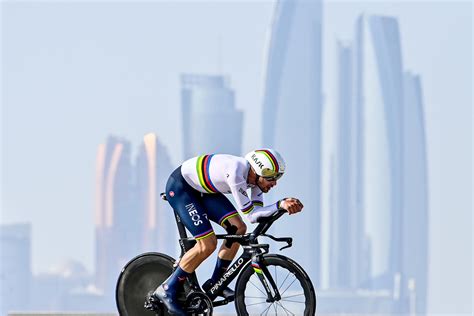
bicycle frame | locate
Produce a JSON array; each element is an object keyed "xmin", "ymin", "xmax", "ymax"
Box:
[{"xmin": 171, "ymin": 205, "xmax": 293, "ymax": 304}]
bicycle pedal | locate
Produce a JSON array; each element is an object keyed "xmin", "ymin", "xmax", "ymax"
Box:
[{"xmin": 212, "ymin": 298, "xmax": 229, "ymax": 307}]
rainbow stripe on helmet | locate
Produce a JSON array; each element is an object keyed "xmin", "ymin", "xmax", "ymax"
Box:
[{"xmin": 256, "ymin": 149, "xmax": 279, "ymax": 174}]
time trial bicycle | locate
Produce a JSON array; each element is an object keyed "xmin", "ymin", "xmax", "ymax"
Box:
[{"xmin": 116, "ymin": 193, "xmax": 316, "ymax": 315}]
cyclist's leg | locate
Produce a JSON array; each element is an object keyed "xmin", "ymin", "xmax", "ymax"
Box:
[
  {"xmin": 165, "ymin": 167, "xmax": 218, "ymax": 273},
  {"xmin": 152, "ymin": 167, "xmax": 217, "ymax": 314},
  {"xmin": 201, "ymin": 194, "xmax": 247, "ymax": 283}
]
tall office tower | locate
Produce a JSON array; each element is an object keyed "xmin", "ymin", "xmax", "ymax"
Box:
[
  {"xmin": 356, "ymin": 15, "xmax": 404, "ymax": 293},
  {"xmin": 261, "ymin": 0, "xmax": 323, "ymax": 284},
  {"xmin": 95, "ymin": 136, "xmax": 133, "ymax": 297},
  {"xmin": 329, "ymin": 41, "xmax": 369, "ymax": 289},
  {"xmin": 0, "ymin": 223, "xmax": 31, "ymax": 315},
  {"xmin": 401, "ymin": 72, "xmax": 429, "ymax": 314},
  {"xmin": 181, "ymin": 74, "xmax": 243, "ymax": 159},
  {"xmin": 356, "ymin": 15, "xmax": 428, "ymax": 313},
  {"xmin": 136, "ymin": 133, "xmax": 176, "ymax": 256}
]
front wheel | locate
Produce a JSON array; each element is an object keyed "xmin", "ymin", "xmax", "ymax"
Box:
[{"xmin": 235, "ymin": 254, "xmax": 316, "ymax": 316}]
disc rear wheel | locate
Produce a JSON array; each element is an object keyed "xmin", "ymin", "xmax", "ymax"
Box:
[{"xmin": 116, "ymin": 252, "xmax": 175, "ymax": 316}]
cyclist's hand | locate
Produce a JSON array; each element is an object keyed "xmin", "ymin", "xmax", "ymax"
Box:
[{"xmin": 281, "ymin": 198, "xmax": 304, "ymax": 215}]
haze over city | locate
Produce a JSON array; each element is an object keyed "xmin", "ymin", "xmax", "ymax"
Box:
[{"xmin": 1, "ymin": 0, "xmax": 472, "ymax": 314}]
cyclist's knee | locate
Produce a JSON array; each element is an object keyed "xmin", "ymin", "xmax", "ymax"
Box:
[
  {"xmin": 197, "ymin": 235, "xmax": 217, "ymax": 257},
  {"xmin": 226, "ymin": 217, "xmax": 246, "ymax": 234},
  {"xmin": 235, "ymin": 222, "xmax": 247, "ymax": 234}
]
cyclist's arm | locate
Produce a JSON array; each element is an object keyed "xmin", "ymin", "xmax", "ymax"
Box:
[{"xmin": 229, "ymin": 182, "xmax": 280, "ymax": 224}]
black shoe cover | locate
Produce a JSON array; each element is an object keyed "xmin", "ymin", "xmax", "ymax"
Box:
[{"xmin": 151, "ymin": 284, "xmax": 187, "ymax": 316}]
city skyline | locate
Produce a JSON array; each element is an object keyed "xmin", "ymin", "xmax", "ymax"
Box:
[{"xmin": 2, "ymin": 1, "xmax": 468, "ymax": 314}]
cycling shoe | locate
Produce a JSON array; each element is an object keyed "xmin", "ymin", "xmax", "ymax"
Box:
[
  {"xmin": 202, "ymin": 279, "xmax": 235, "ymax": 301},
  {"xmin": 150, "ymin": 284, "xmax": 187, "ymax": 316},
  {"xmin": 144, "ymin": 291, "xmax": 162, "ymax": 311}
]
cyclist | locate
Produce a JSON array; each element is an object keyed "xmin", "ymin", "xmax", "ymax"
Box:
[{"xmin": 146, "ymin": 149, "xmax": 304, "ymax": 315}]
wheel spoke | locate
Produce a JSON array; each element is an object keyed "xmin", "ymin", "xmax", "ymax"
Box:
[
  {"xmin": 280, "ymin": 276, "xmax": 298, "ymax": 296},
  {"xmin": 265, "ymin": 304, "xmax": 273, "ymax": 316},
  {"xmin": 260, "ymin": 303, "xmax": 273, "ymax": 316},
  {"xmin": 281, "ymin": 292, "xmax": 305, "ymax": 299},
  {"xmin": 278, "ymin": 270, "xmax": 292, "ymax": 291},
  {"xmin": 280, "ymin": 298, "xmax": 306, "ymax": 304},
  {"xmin": 246, "ymin": 300, "xmax": 270, "ymax": 307},
  {"xmin": 249, "ymin": 278, "xmax": 268, "ymax": 297},
  {"xmin": 277, "ymin": 301, "xmax": 291, "ymax": 316},
  {"xmin": 276, "ymin": 301, "xmax": 296, "ymax": 316}
]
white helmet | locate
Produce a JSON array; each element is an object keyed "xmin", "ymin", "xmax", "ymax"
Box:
[{"xmin": 245, "ymin": 149, "xmax": 286, "ymax": 180}]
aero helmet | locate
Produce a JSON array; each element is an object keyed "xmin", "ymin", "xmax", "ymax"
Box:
[{"xmin": 245, "ymin": 149, "xmax": 286, "ymax": 180}]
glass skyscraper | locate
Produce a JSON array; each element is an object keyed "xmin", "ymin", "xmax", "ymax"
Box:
[
  {"xmin": 330, "ymin": 41, "xmax": 369, "ymax": 290},
  {"xmin": 261, "ymin": 0, "xmax": 323, "ymax": 284},
  {"xmin": 94, "ymin": 136, "xmax": 133, "ymax": 300},
  {"xmin": 181, "ymin": 74, "xmax": 243, "ymax": 159},
  {"xmin": 135, "ymin": 133, "xmax": 176, "ymax": 257},
  {"xmin": 401, "ymin": 72, "xmax": 429, "ymax": 314},
  {"xmin": 356, "ymin": 14, "xmax": 429, "ymax": 314}
]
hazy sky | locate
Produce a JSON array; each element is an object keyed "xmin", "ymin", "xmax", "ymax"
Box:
[{"xmin": 1, "ymin": 0, "xmax": 472, "ymax": 313}]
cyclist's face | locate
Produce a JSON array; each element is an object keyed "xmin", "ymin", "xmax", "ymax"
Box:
[{"xmin": 258, "ymin": 177, "xmax": 277, "ymax": 193}]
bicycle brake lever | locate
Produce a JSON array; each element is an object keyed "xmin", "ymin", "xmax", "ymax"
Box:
[{"xmin": 279, "ymin": 238, "xmax": 292, "ymax": 251}]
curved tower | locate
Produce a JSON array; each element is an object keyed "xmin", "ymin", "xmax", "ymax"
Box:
[{"xmin": 261, "ymin": 0, "xmax": 323, "ymax": 284}]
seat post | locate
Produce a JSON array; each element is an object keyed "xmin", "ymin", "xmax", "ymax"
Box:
[{"xmin": 174, "ymin": 211, "xmax": 188, "ymax": 239}]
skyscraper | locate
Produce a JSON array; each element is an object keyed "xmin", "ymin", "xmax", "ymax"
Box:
[
  {"xmin": 181, "ymin": 74, "xmax": 243, "ymax": 159},
  {"xmin": 330, "ymin": 41, "xmax": 368, "ymax": 289},
  {"xmin": 401, "ymin": 72, "xmax": 429, "ymax": 314},
  {"xmin": 95, "ymin": 136, "xmax": 133, "ymax": 297},
  {"xmin": 356, "ymin": 15, "xmax": 404, "ymax": 292},
  {"xmin": 135, "ymin": 133, "xmax": 177, "ymax": 256},
  {"xmin": 356, "ymin": 15, "xmax": 428, "ymax": 313},
  {"xmin": 0, "ymin": 223, "xmax": 31, "ymax": 315},
  {"xmin": 261, "ymin": 0, "xmax": 323, "ymax": 284}
]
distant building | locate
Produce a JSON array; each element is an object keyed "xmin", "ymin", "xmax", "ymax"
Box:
[
  {"xmin": 94, "ymin": 136, "xmax": 133, "ymax": 299},
  {"xmin": 181, "ymin": 74, "xmax": 243, "ymax": 159},
  {"xmin": 0, "ymin": 223, "xmax": 31, "ymax": 315},
  {"xmin": 30, "ymin": 260, "xmax": 93, "ymax": 311},
  {"xmin": 135, "ymin": 133, "xmax": 177, "ymax": 256},
  {"xmin": 260, "ymin": 0, "xmax": 323, "ymax": 284},
  {"xmin": 329, "ymin": 41, "xmax": 369, "ymax": 289},
  {"xmin": 94, "ymin": 134, "xmax": 177, "ymax": 309},
  {"xmin": 355, "ymin": 15, "xmax": 404, "ymax": 291},
  {"xmin": 354, "ymin": 15, "xmax": 429, "ymax": 314},
  {"xmin": 401, "ymin": 72, "xmax": 429, "ymax": 314}
]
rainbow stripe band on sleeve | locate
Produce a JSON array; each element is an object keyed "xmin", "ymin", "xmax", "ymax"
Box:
[
  {"xmin": 241, "ymin": 203, "xmax": 254, "ymax": 214},
  {"xmin": 194, "ymin": 229, "xmax": 215, "ymax": 240},
  {"xmin": 252, "ymin": 200, "xmax": 264, "ymax": 207},
  {"xmin": 196, "ymin": 155, "xmax": 219, "ymax": 193},
  {"xmin": 219, "ymin": 210, "xmax": 239, "ymax": 226}
]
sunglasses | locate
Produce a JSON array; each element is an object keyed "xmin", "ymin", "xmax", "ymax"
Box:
[{"xmin": 262, "ymin": 173, "xmax": 283, "ymax": 181}]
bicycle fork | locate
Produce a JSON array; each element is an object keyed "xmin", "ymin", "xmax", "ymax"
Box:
[{"xmin": 249, "ymin": 245, "xmax": 281, "ymax": 303}]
